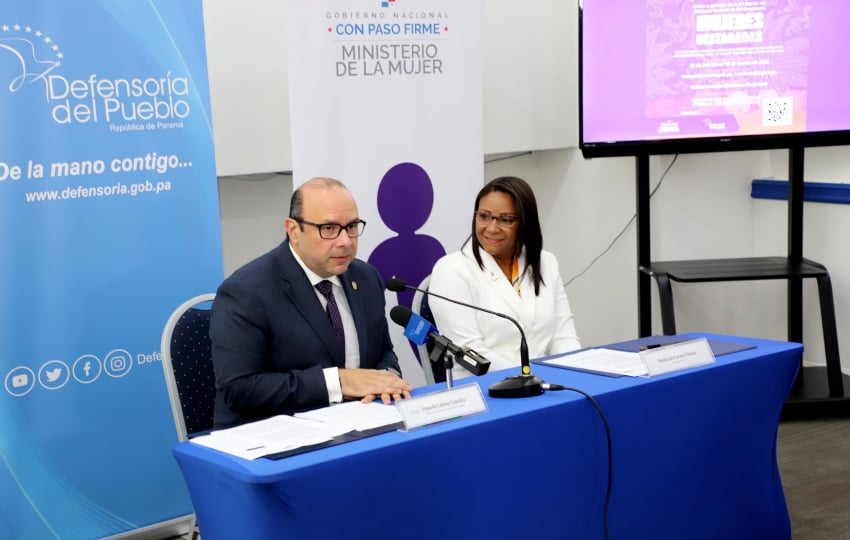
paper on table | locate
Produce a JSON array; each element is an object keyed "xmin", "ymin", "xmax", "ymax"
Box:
[
  {"xmin": 543, "ymin": 348, "xmax": 649, "ymax": 377},
  {"xmin": 191, "ymin": 414, "xmax": 346, "ymax": 460},
  {"xmin": 189, "ymin": 402, "xmax": 403, "ymax": 460},
  {"xmin": 294, "ymin": 401, "xmax": 403, "ymax": 432}
]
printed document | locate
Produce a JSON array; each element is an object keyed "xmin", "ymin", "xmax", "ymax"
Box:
[
  {"xmin": 190, "ymin": 402, "xmax": 403, "ymax": 460},
  {"xmin": 542, "ymin": 348, "xmax": 649, "ymax": 377}
]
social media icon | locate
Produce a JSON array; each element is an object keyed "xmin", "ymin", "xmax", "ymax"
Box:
[
  {"xmin": 38, "ymin": 360, "xmax": 69, "ymax": 390},
  {"xmin": 6, "ymin": 367, "xmax": 35, "ymax": 397},
  {"xmin": 103, "ymin": 349, "xmax": 133, "ymax": 378},
  {"xmin": 73, "ymin": 354, "xmax": 102, "ymax": 384}
]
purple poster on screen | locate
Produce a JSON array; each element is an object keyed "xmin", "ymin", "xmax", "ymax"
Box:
[{"xmin": 581, "ymin": 0, "xmax": 850, "ymax": 145}]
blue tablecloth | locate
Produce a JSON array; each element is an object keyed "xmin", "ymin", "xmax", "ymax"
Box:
[{"xmin": 172, "ymin": 333, "xmax": 800, "ymax": 540}]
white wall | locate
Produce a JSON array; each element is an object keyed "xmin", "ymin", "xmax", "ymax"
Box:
[
  {"xmin": 208, "ymin": 1, "xmax": 850, "ymax": 375},
  {"xmin": 202, "ymin": 0, "xmax": 291, "ymax": 176},
  {"xmin": 202, "ymin": 0, "xmax": 575, "ymax": 175}
]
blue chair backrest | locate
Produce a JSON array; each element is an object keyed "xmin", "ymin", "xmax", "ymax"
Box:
[
  {"xmin": 170, "ymin": 306, "xmax": 216, "ymax": 436},
  {"xmin": 419, "ymin": 293, "xmax": 447, "ymax": 383}
]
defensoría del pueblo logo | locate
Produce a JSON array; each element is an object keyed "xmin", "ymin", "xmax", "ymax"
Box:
[
  {"xmin": 0, "ymin": 22, "xmax": 63, "ymax": 92},
  {"xmin": 1, "ymin": 20, "xmax": 192, "ymax": 128}
]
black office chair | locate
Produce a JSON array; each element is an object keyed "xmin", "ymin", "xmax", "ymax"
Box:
[{"xmin": 160, "ymin": 293, "xmax": 216, "ymax": 540}]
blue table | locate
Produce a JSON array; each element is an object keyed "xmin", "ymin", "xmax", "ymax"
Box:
[{"xmin": 172, "ymin": 333, "xmax": 800, "ymax": 540}]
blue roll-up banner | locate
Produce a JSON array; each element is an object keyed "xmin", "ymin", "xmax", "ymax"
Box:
[{"xmin": 1, "ymin": 2, "xmax": 223, "ymax": 539}]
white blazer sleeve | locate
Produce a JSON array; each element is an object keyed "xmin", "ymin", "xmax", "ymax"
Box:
[{"xmin": 428, "ymin": 252, "xmax": 517, "ymax": 370}]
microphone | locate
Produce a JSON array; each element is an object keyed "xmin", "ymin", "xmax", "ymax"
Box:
[
  {"xmin": 389, "ymin": 305, "xmax": 490, "ymax": 376},
  {"xmin": 386, "ymin": 278, "xmax": 543, "ymax": 398}
]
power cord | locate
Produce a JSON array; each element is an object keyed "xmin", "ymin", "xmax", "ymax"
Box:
[
  {"xmin": 222, "ymin": 171, "xmax": 292, "ymax": 182},
  {"xmin": 564, "ymin": 154, "xmax": 679, "ymax": 287},
  {"xmin": 484, "ymin": 150, "xmax": 534, "ymax": 164},
  {"xmin": 542, "ymin": 384, "xmax": 613, "ymax": 540}
]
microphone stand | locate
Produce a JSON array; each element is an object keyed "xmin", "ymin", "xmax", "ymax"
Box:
[
  {"xmin": 428, "ymin": 334, "xmax": 477, "ymax": 390},
  {"xmin": 428, "ymin": 334, "xmax": 454, "ymax": 389},
  {"xmin": 487, "ymin": 340, "xmax": 544, "ymax": 398}
]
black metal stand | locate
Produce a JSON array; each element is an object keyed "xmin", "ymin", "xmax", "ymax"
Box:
[
  {"xmin": 429, "ymin": 335, "xmax": 454, "ymax": 389},
  {"xmin": 635, "ymin": 148, "xmax": 849, "ymax": 417}
]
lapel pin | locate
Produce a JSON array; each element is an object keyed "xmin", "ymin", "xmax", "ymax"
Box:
[{"xmin": 352, "ymin": 281, "xmax": 358, "ymax": 290}]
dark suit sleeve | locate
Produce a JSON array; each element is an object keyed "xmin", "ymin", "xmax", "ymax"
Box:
[{"xmin": 210, "ymin": 273, "xmax": 330, "ymax": 428}]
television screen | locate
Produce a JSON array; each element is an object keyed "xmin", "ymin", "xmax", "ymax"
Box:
[{"xmin": 579, "ymin": 0, "xmax": 850, "ymax": 157}]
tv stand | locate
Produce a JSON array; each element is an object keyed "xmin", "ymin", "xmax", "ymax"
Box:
[{"xmin": 636, "ymin": 147, "xmax": 850, "ymax": 418}]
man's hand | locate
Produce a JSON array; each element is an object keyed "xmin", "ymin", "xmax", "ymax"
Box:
[{"xmin": 339, "ymin": 368, "xmax": 413, "ymax": 405}]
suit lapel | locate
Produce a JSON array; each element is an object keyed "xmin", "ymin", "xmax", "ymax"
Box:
[{"xmin": 276, "ymin": 243, "xmax": 344, "ymax": 365}]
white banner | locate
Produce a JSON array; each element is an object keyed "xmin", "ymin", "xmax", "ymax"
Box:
[{"xmin": 286, "ymin": 0, "xmax": 484, "ymax": 385}]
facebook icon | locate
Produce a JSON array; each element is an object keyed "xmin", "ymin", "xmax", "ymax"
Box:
[{"xmin": 73, "ymin": 354, "xmax": 102, "ymax": 384}]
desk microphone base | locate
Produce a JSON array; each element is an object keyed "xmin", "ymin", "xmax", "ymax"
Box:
[{"xmin": 489, "ymin": 374, "xmax": 544, "ymax": 398}]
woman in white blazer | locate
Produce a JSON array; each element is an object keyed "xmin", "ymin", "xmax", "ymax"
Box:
[{"xmin": 429, "ymin": 176, "xmax": 581, "ymax": 380}]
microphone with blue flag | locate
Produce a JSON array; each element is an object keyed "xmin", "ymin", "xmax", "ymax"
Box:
[
  {"xmin": 390, "ymin": 305, "xmax": 490, "ymax": 376},
  {"xmin": 401, "ymin": 308, "xmax": 436, "ymax": 346}
]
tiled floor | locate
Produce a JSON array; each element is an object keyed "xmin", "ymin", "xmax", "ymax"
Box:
[{"xmin": 778, "ymin": 419, "xmax": 850, "ymax": 539}]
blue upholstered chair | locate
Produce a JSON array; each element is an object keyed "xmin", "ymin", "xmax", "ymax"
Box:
[
  {"xmin": 160, "ymin": 293, "xmax": 216, "ymax": 440},
  {"xmin": 160, "ymin": 292, "xmax": 215, "ymax": 540}
]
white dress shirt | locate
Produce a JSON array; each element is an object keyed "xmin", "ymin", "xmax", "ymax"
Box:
[{"xmin": 289, "ymin": 243, "xmax": 360, "ymax": 402}]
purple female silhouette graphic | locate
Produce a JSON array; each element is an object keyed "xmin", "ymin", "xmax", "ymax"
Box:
[{"xmin": 368, "ymin": 162, "xmax": 446, "ymax": 361}]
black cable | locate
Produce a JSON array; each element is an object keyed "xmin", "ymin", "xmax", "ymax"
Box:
[
  {"xmin": 544, "ymin": 384, "xmax": 613, "ymax": 540},
  {"xmin": 564, "ymin": 153, "xmax": 678, "ymax": 287},
  {"xmin": 222, "ymin": 171, "xmax": 292, "ymax": 182},
  {"xmin": 484, "ymin": 150, "xmax": 533, "ymax": 164}
]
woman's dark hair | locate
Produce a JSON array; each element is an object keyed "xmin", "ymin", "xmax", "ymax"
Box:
[{"xmin": 470, "ymin": 176, "xmax": 545, "ymax": 295}]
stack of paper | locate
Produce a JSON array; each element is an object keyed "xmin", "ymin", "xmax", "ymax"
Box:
[
  {"xmin": 190, "ymin": 402, "xmax": 403, "ymax": 460},
  {"xmin": 541, "ymin": 348, "xmax": 649, "ymax": 377},
  {"xmin": 294, "ymin": 400, "xmax": 403, "ymax": 431}
]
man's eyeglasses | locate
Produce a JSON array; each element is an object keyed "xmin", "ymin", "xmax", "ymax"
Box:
[
  {"xmin": 293, "ymin": 217, "xmax": 367, "ymax": 239},
  {"xmin": 475, "ymin": 211, "xmax": 518, "ymax": 228}
]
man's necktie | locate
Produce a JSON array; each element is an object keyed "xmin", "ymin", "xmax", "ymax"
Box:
[{"xmin": 315, "ymin": 280, "xmax": 345, "ymax": 353}]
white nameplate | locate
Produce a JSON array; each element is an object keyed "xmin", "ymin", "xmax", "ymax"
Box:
[
  {"xmin": 640, "ymin": 337, "xmax": 716, "ymax": 377},
  {"xmin": 396, "ymin": 383, "xmax": 488, "ymax": 431}
]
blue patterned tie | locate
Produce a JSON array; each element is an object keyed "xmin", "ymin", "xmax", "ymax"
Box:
[{"xmin": 316, "ymin": 280, "xmax": 345, "ymax": 353}]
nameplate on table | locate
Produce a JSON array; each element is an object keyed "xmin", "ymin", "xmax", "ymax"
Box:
[
  {"xmin": 397, "ymin": 383, "xmax": 487, "ymax": 431},
  {"xmin": 640, "ymin": 337, "xmax": 716, "ymax": 376}
]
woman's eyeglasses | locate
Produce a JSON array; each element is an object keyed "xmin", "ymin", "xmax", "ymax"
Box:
[{"xmin": 474, "ymin": 211, "xmax": 518, "ymax": 228}]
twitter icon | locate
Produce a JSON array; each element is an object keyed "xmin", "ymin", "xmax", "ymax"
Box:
[{"xmin": 39, "ymin": 360, "xmax": 70, "ymax": 390}]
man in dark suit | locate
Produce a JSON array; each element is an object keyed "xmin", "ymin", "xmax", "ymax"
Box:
[{"xmin": 211, "ymin": 177, "xmax": 413, "ymax": 428}]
